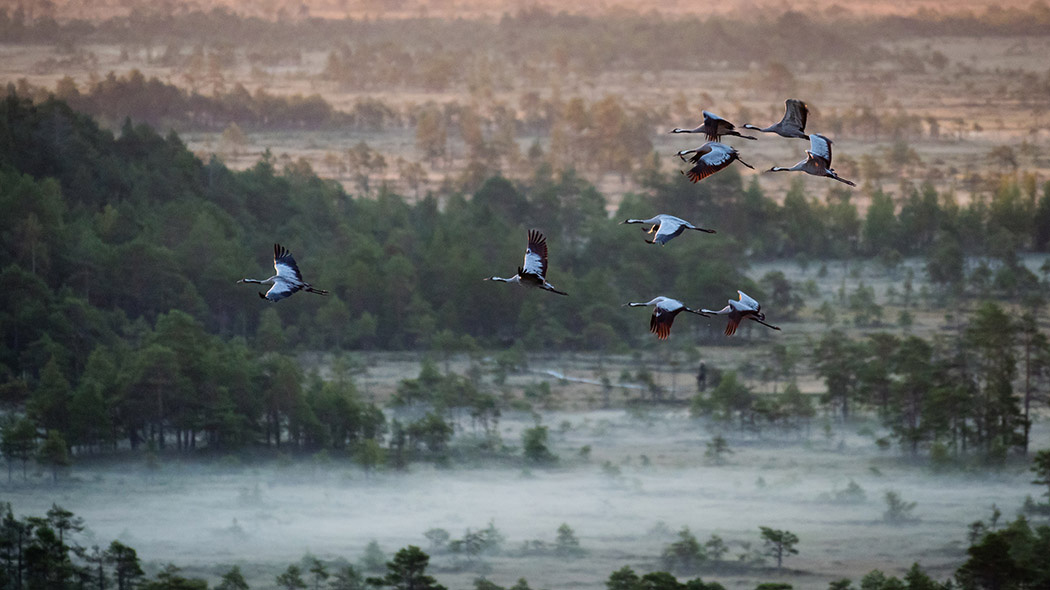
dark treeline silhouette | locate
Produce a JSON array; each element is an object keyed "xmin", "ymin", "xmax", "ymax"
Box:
[
  {"xmin": 54, "ymin": 70, "xmax": 353, "ymax": 132},
  {"xmin": 2, "ymin": 502, "xmax": 1047, "ymax": 590}
]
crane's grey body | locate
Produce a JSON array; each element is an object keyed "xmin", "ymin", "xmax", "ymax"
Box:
[
  {"xmin": 769, "ymin": 134, "xmax": 856, "ymax": 187},
  {"xmin": 671, "ymin": 111, "xmax": 757, "ymax": 142},
  {"xmin": 743, "ymin": 99, "xmax": 810, "ymax": 139},
  {"xmin": 702, "ymin": 290, "xmax": 780, "ymax": 336},
  {"xmin": 624, "ymin": 296, "xmax": 708, "ymax": 340},
  {"xmin": 621, "ymin": 214, "xmax": 715, "ymax": 245}
]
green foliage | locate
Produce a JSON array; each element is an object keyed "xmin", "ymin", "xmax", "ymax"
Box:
[
  {"xmin": 522, "ymin": 423, "xmax": 557, "ymax": 465},
  {"xmin": 37, "ymin": 429, "xmax": 70, "ymax": 482},
  {"xmin": 367, "ymin": 546, "xmax": 447, "ymax": 590},
  {"xmin": 361, "ymin": 540, "xmax": 387, "ymax": 572},
  {"xmin": 883, "ymin": 491, "xmax": 919, "ymax": 525},
  {"xmin": 704, "ymin": 435, "xmax": 732, "ymax": 465},
  {"xmin": 554, "ymin": 523, "xmax": 585, "ymax": 558},
  {"xmin": 956, "ymin": 517, "xmax": 1050, "ymax": 590},
  {"xmin": 660, "ymin": 527, "xmax": 706, "ymax": 575},
  {"xmin": 330, "ymin": 565, "xmax": 367, "ymax": 590},
  {"xmin": 759, "ymin": 527, "xmax": 799, "ymax": 571},
  {"xmin": 217, "ymin": 566, "xmax": 250, "ymax": 590},
  {"xmin": 143, "ymin": 564, "xmax": 208, "ymax": 590},
  {"xmin": 276, "ymin": 565, "xmax": 308, "ymax": 590},
  {"xmin": 1032, "ymin": 449, "xmax": 1050, "ymax": 502},
  {"xmin": 1, "ymin": 416, "xmax": 37, "ymax": 481}
]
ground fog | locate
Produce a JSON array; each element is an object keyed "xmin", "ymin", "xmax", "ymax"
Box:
[{"xmin": 5, "ymin": 410, "xmax": 1045, "ymax": 590}]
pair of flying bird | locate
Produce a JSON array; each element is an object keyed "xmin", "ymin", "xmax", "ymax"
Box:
[{"xmin": 672, "ymin": 99, "xmax": 857, "ymax": 187}]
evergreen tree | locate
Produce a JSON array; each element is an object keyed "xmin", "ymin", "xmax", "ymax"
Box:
[
  {"xmin": 276, "ymin": 565, "xmax": 308, "ymax": 590},
  {"xmin": 217, "ymin": 565, "xmax": 250, "ymax": 590},
  {"xmin": 759, "ymin": 527, "xmax": 799, "ymax": 572},
  {"xmin": 1, "ymin": 417, "xmax": 37, "ymax": 481},
  {"xmin": 105, "ymin": 541, "xmax": 145, "ymax": 590},
  {"xmin": 37, "ymin": 429, "xmax": 71, "ymax": 483},
  {"xmin": 366, "ymin": 546, "xmax": 446, "ymax": 590}
]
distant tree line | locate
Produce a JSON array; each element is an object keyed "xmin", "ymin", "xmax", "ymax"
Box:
[
  {"xmin": 694, "ymin": 302, "xmax": 1050, "ymax": 463},
  {"xmin": 3, "ymin": 501, "xmax": 1046, "ymax": 590},
  {"xmin": 810, "ymin": 302, "xmax": 1050, "ymax": 462},
  {"xmin": 7, "ymin": 5, "xmax": 1050, "ymax": 77}
]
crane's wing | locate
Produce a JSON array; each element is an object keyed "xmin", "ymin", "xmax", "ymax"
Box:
[
  {"xmin": 263, "ymin": 279, "xmax": 302, "ymax": 302},
  {"xmin": 273, "ymin": 244, "xmax": 304, "ymax": 283},
  {"xmin": 737, "ymin": 290, "xmax": 760, "ymax": 310},
  {"xmin": 809, "ymin": 134, "xmax": 833, "ymax": 166},
  {"xmin": 724, "ymin": 311, "xmax": 742, "ymax": 336},
  {"xmin": 521, "ymin": 229, "xmax": 549, "ymax": 279},
  {"xmin": 684, "ymin": 142, "xmax": 735, "ymax": 183},
  {"xmin": 650, "ymin": 308, "xmax": 678, "ymax": 340},
  {"xmin": 654, "ymin": 217, "xmax": 685, "ymax": 240},
  {"xmin": 702, "ymin": 110, "xmax": 730, "ymax": 128},
  {"xmin": 783, "ymin": 99, "xmax": 808, "ymax": 131}
]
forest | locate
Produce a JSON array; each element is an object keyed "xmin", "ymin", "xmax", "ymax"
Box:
[{"xmin": 2, "ymin": 89, "xmax": 1050, "ymax": 465}]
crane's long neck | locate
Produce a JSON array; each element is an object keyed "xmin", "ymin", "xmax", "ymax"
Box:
[
  {"xmin": 626, "ymin": 302, "xmax": 652, "ymax": 307},
  {"xmin": 240, "ymin": 277, "xmax": 274, "ymax": 285},
  {"xmin": 489, "ymin": 276, "xmax": 519, "ymax": 284}
]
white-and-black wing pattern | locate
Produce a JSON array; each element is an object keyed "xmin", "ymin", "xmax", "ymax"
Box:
[
  {"xmin": 263, "ymin": 281, "xmax": 302, "ymax": 302},
  {"xmin": 521, "ymin": 229, "xmax": 549, "ymax": 279},
  {"xmin": 273, "ymin": 243, "xmax": 304, "ymax": 283},
  {"xmin": 808, "ymin": 134, "xmax": 833, "ymax": 167}
]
